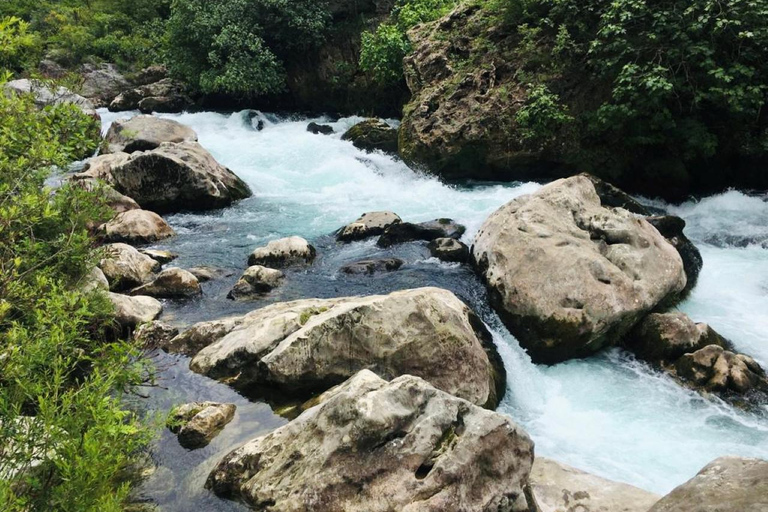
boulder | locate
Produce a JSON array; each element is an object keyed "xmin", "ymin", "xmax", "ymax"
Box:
[
  {"xmin": 646, "ymin": 216, "xmax": 703, "ymax": 297},
  {"xmin": 228, "ymin": 266, "xmax": 284, "ymax": 300},
  {"xmin": 378, "ymin": 219, "xmax": 465, "ymax": 248},
  {"xmin": 133, "ymin": 65, "xmax": 168, "ymax": 86},
  {"xmin": 140, "ymin": 249, "xmax": 178, "ymax": 265},
  {"xmin": 80, "ymin": 63, "xmax": 131, "ymax": 107},
  {"xmin": 168, "ymin": 402, "xmax": 236, "ymax": 450},
  {"xmin": 101, "ymin": 210, "xmax": 176, "ymax": 245},
  {"xmin": 675, "ymin": 345, "xmax": 768, "ymax": 395},
  {"xmin": 133, "ymin": 321, "xmax": 179, "ymax": 349},
  {"xmin": 187, "ymin": 266, "xmax": 233, "ymax": 282},
  {"xmin": 185, "ymin": 287, "xmax": 504, "ymax": 407},
  {"xmin": 341, "ymin": 119, "xmax": 398, "ymax": 153},
  {"xmin": 207, "ymin": 370, "xmax": 534, "ymax": 511},
  {"xmin": 163, "ymin": 316, "xmax": 242, "ymax": 356},
  {"xmin": 130, "ymin": 268, "xmax": 202, "ymax": 299},
  {"xmin": 583, "ymin": 173, "xmax": 652, "ymax": 215},
  {"xmin": 99, "ymin": 243, "xmax": 160, "ymax": 292},
  {"xmin": 103, "ymin": 115, "xmax": 198, "ymax": 154},
  {"xmin": 38, "ymin": 59, "xmax": 67, "ymax": 79},
  {"xmin": 79, "ymin": 266, "xmax": 109, "ymax": 293},
  {"xmin": 109, "ymin": 293, "xmax": 163, "ymax": 330},
  {"xmin": 80, "ymin": 142, "xmax": 252, "ymax": 213},
  {"xmin": 649, "ymin": 456, "xmax": 768, "ymax": 512},
  {"xmin": 530, "ymin": 457, "xmax": 660, "ymax": 512},
  {"xmin": 306, "ymin": 122, "xmax": 334, "ymax": 135},
  {"xmin": 337, "ymin": 211, "xmax": 402, "ymax": 242},
  {"xmin": 109, "ymin": 78, "xmax": 191, "ymax": 113},
  {"xmin": 428, "ymin": 237, "xmax": 469, "ymax": 263},
  {"xmin": 340, "ymin": 258, "xmax": 404, "ymax": 275},
  {"xmin": 76, "ymin": 153, "xmax": 131, "ymax": 184},
  {"xmin": 472, "ymin": 175, "xmax": 687, "ymax": 364},
  {"xmin": 72, "ymin": 177, "xmax": 140, "ymax": 213},
  {"xmin": 625, "ymin": 312, "xmax": 727, "ymax": 363},
  {"xmin": 248, "ymin": 237, "xmax": 316, "ymax": 268},
  {"xmin": 3, "ymin": 79, "xmax": 99, "ymax": 119}
]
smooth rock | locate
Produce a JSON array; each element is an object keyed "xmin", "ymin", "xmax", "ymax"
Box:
[
  {"xmin": 99, "ymin": 243, "xmax": 160, "ymax": 292},
  {"xmin": 140, "ymin": 249, "xmax": 178, "ymax": 265},
  {"xmin": 530, "ymin": 457, "xmax": 660, "ymax": 512},
  {"xmin": 340, "ymin": 258, "xmax": 404, "ymax": 275},
  {"xmin": 428, "ymin": 237, "xmax": 469, "ymax": 263},
  {"xmin": 134, "ymin": 321, "xmax": 179, "ymax": 349},
  {"xmin": 228, "ymin": 266, "xmax": 284, "ymax": 300},
  {"xmin": 187, "ymin": 266, "xmax": 233, "ymax": 282},
  {"xmin": 307, "ymin": 122, "xmax": 334, "ymax": 135},
  {"xmin": 130, "ymin": 268, "xmax": 202, "ymax": 299},
  {"xmin": 79, "ymin": 266, "xmax": 109, "ymax": 293},
  {"xmin": 248, "ymin": 236, "xmax": 316, "ymax": 268},
  {"xmin": 109, "ymin": 293, "xmax": 163, "ymax": 330},
  {"xmin": 103, "ymin": 115, "xmax": 198, "ymax": 154},
  {"xmin": 626, "ymin": 312, "xmax": 727, "ymax": 363},
  {"xmin": 675, "ymin": 345, "xmax": 768, "ymax": 395},
  {"xmin": 336, "ymin": 211, "xmax": 402, "ymax": 242},
  {"xmin": 649, "ymin": 456, "xmax": 768, "ymax": 512},
  {"xmin": 378, "ymin": 219, "xmax": 465, "ymax": 248},
  {"xmin": 472, "ymin": 175, "xmax": 687, "ymax": 364},
  {"xmin": 163, "ymin": 316, "xmax": 242, "ymax": 356},
  {"xmin": 207, "ymin": 370, "xmax": 534, "ymax": 511},
  {"xmin": 101, "ymin": 210, "xmax": 176, "ymax": 245},
  {"xmin": 168, "ymin": 402, "xmax": 236, "ymax": 449},
  {"xmin": 186, "ymin": 287, "xmax": 504, "ymax": 407},
  {"xmin": 341, "ymin": 118, "xmax": 398, "ymax": 153}
]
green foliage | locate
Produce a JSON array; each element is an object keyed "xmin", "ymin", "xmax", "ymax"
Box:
[
  {"xmin": 360, "ymin": 0, "xmax": 460, "ymax": 84},
  {"xmin": 515, "ymin": 83, "xmax": 572, "ymax": 143},
  {"xmin": 0, "ymin": 17, "xmax": 41, "ymax": 73},
  {"xmin": 166, "ymin": 0, "xmax": 330, "ymax": 96},
  {"xmin": 0, "ymin": 82, "xmax": 152, "ymax": 510}
]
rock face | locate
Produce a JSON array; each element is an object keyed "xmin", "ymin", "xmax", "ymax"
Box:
[
  {"xmin": 183, "ymin": 287, "xmax": 504, "ymax": 407},
  {"xmin": 80, "ymin": 63, "xmax": 131, "ymax": 107},
  {"xmin": 472, "ymin": 175, "xmax": 687, "ymax": 364},
  {"xmin": 248, "ymin": 237, "xmax": 316, "ymax": 268},
  {"xmin": 3, "ymin": 79, "xmax": 99, "ymax": 119},
  {"xmin": 530, "ymin": 457, "xmax": 660, "ymax": 512},
  {"xmin": 428, "ymin": 238, "xmax": 469, "ymax": 263},
  {"xmin": 337, "ymin": 211, "xmax": 402, "ymax": 242},
  {"xmin": 79, "ymin": 142, "xmax": 252, "ymax": 213},
  {"xmin": 675, "ymin": 345, "xmax": 768, "ymax": 395},
  {"xmin": 228, "ymin": 266, "xmax": 284, "ymax": 300},
  {"xmin": 99, "ymin": 243, "xmax": 160, "ymax": 292},
  {"xmin": 649, "ymin": 456, "xmax": 768, "ymax": 512},
  {"xmin": 109, "ymin": 78, "xmax": 192, "ymax": 113},
  {"xmin": 168, "ymin": 402, "xmax": 236, "ymax": 450},
  {"xmin": 207, "ymin": 370, "xmax": 534, "ymax": 512},
  {"xmin": 109, "ymin": 293, "xmax": 163, "ymax": 330},
  {"xmin": 341, "ymin": 119, "xmax": 398, "ymax": 153},
  {"xmin": 625, "ymin": 312, "xmax": 726, "ymax": 363},
  {"xmin": 130, "ymin": 268, "xmax": 202, "ymax": 299},
  {"xmin": 101, "ymin": 210, "xmax": 176, "ymax": 245},
  {"xmin": 340, "ymin": 258, "xmax": 404, "ymax": 275},
  {"xmin": 103, "ymin": 115, "xmax": 198, "ymax": 154},
  {"xmin": 378, "ymin": 219, "xmax": 466, "ymax": 248},
  {"xmin": 646, "ymin": 216, "xmax": 703, "ymax": 297}
]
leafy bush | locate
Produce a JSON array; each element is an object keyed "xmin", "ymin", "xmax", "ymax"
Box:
[
  {"xmin": 0, "ymin": 17, "xmax": 41, "ymax": 73},
  {"xmin": 166, "ymin": 0, "xmax": 330, "ymax": 96},
  {"xmin": 0, "ymin": 80, "xmax": 152, "ymax": 510},
  {"xmin": 515, "ymin": 83, "xmax": 573, "ymax": 143}
]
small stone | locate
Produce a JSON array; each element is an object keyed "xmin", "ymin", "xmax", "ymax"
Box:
[
  {"xmin": 336, "ymin": 211, "xmax": 401, "ymax": 242},
  {"xmin": 134, "ymin": 321, "xmax": 179, "ymax": 349},
  {"xmin": 109, "ymin": 293, "xmax": 163, "ymax": 331},
  {"xmin": 428, "ymin": 237, "xmax": 469, "ymax": 263},
  {"xmin": 228, "ymin": 266, "xmax": 284, "ymax": 300},
  {"xmin": 100, "ymin": 243, "xmax": 161, "ymax": 292},
  {"xmin": 341, "ymin": 119, "xmax": 398, "ymax": 153},
  {"xmin": 307, "ymin": 122, "xmax": 334, "ymax": 135},
  {"xmin": 168, "ymin": 402, "xmax": 236, "ymax": 449},
  {"xmin": 248, "ymin": 236, "xmax": 316, "ymax": 268},
  {"xmin": 187, "ymin": 266, "xmax": 234, "ymax": 282},
  {"xmin": 130, "ymin": 268, "xmax": 202, "ymax": 299},
  {"xmin": 140, "ymin": 249, "xmax": 178, "ymax": 265},
  {"xmin": 102, "ymin": 210, "xmax": 175, "ymax": 245},
  {"xmin": 339, "ymin": 258, "xmax": 404, "ymax": 275}
]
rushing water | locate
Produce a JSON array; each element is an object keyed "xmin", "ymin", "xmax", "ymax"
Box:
[{"xmin": 98, "ymin": 109, "xmax": 768, "ymax": 509}]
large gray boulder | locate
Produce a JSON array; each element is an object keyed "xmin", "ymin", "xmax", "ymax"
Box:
[
  {"xmin": 529, "ymin": 457, "xmax": 660, "ymax": 512},
  {"xmin": 472, "ymin": 175, "xmax": 687, "ymax": 364},
  {"xmin": 207, "ymin": 370, "xmax": 535, "ymax": 512},
  {"xmin": 78, "ymin": 142, "xmax": 252, "ymax": 213},
  {"xmin": 3, "ymin": 79, "xmax": 99, "ymax": 119},
  {"xmin": 99, "ymin": 243, "xmax": 160, "ymax": 292},
  {"xmin": 179, "ymin": 287, "xmax": 504, "ymax": 407},
  {"xmin": 130, "ymin": 268, "xmax": 202, "ymax": 299},
  {"xmin": 625, "ymin": 312, "xmax": 727, "ymax": 363},
  {"xmin": 247, "ymin": 236, "xmax": 316, "ymax": 268},
  {"xmin": 109, "ymin": 78, "xmax": 191, "ymax": 113},
  {"xmin": 101, "ymin": 209, "xmax": 176, "ymax": 245},
  {"xmin": 109, "ymin": 292, "xmax": 162, "ymax": 330},
  {"xmin": 80, "ymin": 63, "xmax": 131, "ymax": 107},
  {"xmin": 103, "ymin": 115, "xmax": 198, "ymax": 154},
  {"xmin": 649, "ymin": 456, "xmax": 768, "ymax": 512}
]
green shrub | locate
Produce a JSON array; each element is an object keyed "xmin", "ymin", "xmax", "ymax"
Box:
[
  {"xmin": 0, "ymin": 17, "xmax": 41, "ymax": 73},
  {"xmin": 515, "ymin": 83, "xmax": 572, "ymax": 143}
]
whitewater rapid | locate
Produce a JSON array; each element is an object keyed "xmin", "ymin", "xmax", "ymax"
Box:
[{"xmin": 100, "ymin": 110, "xmax": 768, "ymax": 501}]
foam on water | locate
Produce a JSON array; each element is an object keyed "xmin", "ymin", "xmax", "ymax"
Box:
[{"xmin": 99, "ymin": 110, "xmax": 768, "ymax": 499}]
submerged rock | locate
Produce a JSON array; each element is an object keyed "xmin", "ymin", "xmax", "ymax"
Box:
[
  {"xmin": 377, "ymin": 219, "xmax": 465, "ymax": 247},
  {"xmin": 428, "ymin": 237, "xmax": 469, "ymax": 263},
  {"xmin": 207, "ymin": 370, "xmax": 534, "ymax": 511},
  {"xmin": 247, "ymin": 237, "xmax": 316, "ymax": 268},
  {"xmin": 336, "ymin": 211, "xmax": 402, "ymax": 242},
  {"xmin": 99, "ymin": 243, "xmax": 160, "ymax": 292},
  {"xmin": 340, "ymin": 258, "xmax": 404, "ymax": 275},
  {"xmin": 649, "ymin": 456, "xmax": 768, "ymax": 512},
  {"xmin": 472, "ymin": 175, "xmax": 686, "ymax": 364},
  {"xmin": 168, "ymin": 402, "xmax": 236, "ymax": 450},
  {"xmin": 130, "ymin": 268, "xmax": 202, "ymax": 299},
  {"xmin": 341, "ymin": 119, "xmax": 398, "ymax": 153},
  {"xmin": 228, "ymin": 266, "xmax": 284, "ymax": 300},
  {"xmin": 530, "ymin": 457, "xmax": 660, "ymax": 512},
  {"xmin": 306, "ymin": 122, "xmax": 334, "ymax": 135},
  {"xmin": 675, "ymin": 345, "xmax": 768, "ymax": 395},
  {"xmin": 101, "ymin": 210, "xmax": 176, "ymax": 245},
  {"xmin": 109, "ymin": 293, "xmax": 163, "ymax": 330},
  {"xmin": 103, "ymin": 115, "xmax": 198, "ymax": 154},
  {"xmin": 140, "ymin": 249, "xmax": 178, "ymax": 265},
  {"xmin": 187, "ymin": 266, "xmax": 233, "ymax": 282},
  {"xmin": 625, "ymin": 312, "xmax": 727, "ymax": 363},
  {"xmin": 181, "ymin": 287, "xmax": 504, "ymax": 407}
]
